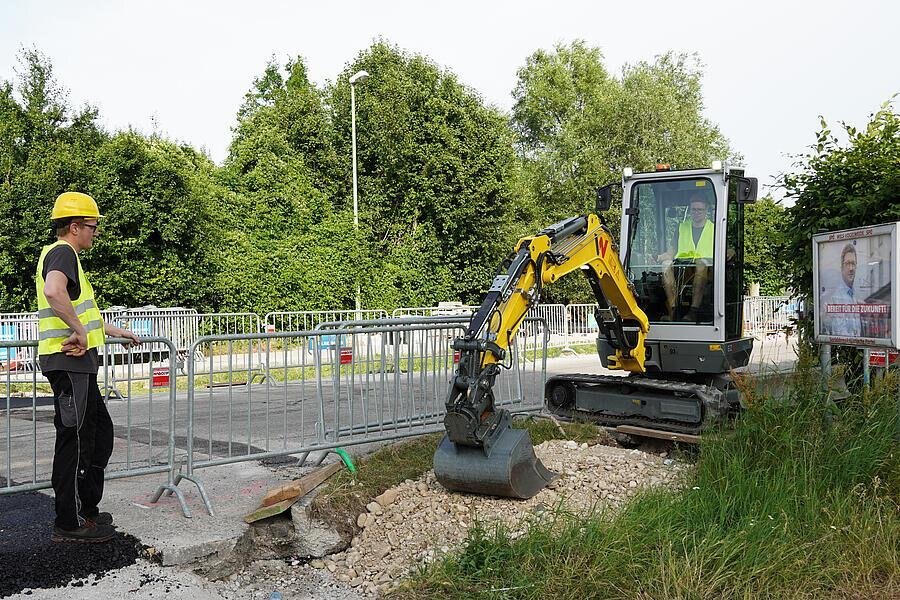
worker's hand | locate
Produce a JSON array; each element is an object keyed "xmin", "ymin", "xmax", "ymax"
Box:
[
  {"xmin": 726, "ymin": 247, "xmax": 736, "ymax": 262},
  {"xmin": 120, "ymin": 329, "xmax": 142, "ymax": 348},
  {"xmin": 657, "ymin": 251, "xmax": 673, "ymax": 263},
  {"xmin": 106, "ymin": 324, "xmax": 142, "ymax": 348},
  {"xmin": 61, "ymin": 330, "xmax": 88, "ymax": 357}
]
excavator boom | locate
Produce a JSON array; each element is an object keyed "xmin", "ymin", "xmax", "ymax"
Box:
[{"xmin": 434, "ymin": 213, "xmax": 649, "ymax": 499}]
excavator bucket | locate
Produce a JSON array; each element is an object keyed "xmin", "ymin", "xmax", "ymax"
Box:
[{"xmin": 433, "ymin": 426, "xmax": 556, "ymax": 499}]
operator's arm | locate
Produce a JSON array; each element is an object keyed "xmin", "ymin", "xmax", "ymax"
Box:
[
  {"xmin": 658, "ymin": 228, "xmax": 677, "ymax": 263},
  {"xmin": 43, "ymin": 270, "xmax": 87, "ymax": 353}
]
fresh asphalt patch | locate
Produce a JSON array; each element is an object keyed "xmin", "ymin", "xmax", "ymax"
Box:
[
  {"xmin": 0, "ymin": 489, "xmax": 145, "ymax": 598},
  {"xmin": 1, "ymin": 395, "xmax": 55, "ymax": 410}
]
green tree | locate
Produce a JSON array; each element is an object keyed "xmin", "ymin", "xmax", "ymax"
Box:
[
  {"xmin": 510, "ymin": 42, "xmax": 733, "ymax": 303},
  {"xmin": 781, "ymin": 101, "xmax": 900, "ymax": 299},
  {"xmin": 0, "ymin": 49, "xmax": 106, "ymax": 311},
  {"xmin": 0, "ymin": 49, "xmax": 222, "ymax": 312},
  {"xmin": 781, "ymin": 100, "xmax": 899, "ymax": 375},
  {"xmin": 744, "ymin": 197, "xmax": 789, "ymax": 295},
  {"xmin": 512, "ymin": 42, "xmax": 732, "ymax": 223},
  {"xmin": 87, "ymin": 132, "xmax": 222, "ymax": 310},
  {"xmin": 220, "ymin": 56, "xmax": 359, "ymax": 313},
  {"xmin": 328, "ymin": 41, "xmax": 519, "ymax": 307}
]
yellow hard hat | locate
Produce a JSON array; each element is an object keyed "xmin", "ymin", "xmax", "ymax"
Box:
[{"xmin": 51, "ymin": 192, "xmax": 103, "ymax": 220}]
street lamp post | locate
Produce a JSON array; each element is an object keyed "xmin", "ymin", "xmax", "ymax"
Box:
[{"xmin": 349, "ymin": 69, "xmax": 369, "ymax": 315}]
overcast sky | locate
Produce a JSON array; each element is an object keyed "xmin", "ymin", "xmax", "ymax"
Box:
[{"xmin": 2, "ymin": 0, "xmax": 897, "ymax": 200}]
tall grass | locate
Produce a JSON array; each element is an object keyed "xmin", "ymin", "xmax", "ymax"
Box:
[{"xmin": 401, "ymin": 372, "xmax": 900, "ymax": 599}]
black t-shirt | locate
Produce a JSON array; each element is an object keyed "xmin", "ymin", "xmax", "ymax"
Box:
[
  {"xmin": 38, "ymin": 244, "xmax": 99, "ymax": 374},
  {"xmin": 691, "ymin": 224, "xmax": 705, "ymax": 248},
  {"xmin": 42, "ymin": 245, "xmax": 81, "ymax": 299}
]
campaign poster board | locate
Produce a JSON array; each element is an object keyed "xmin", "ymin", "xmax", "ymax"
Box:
[{"xmin": 813, "ymin": 223, "xmax": 898, "ymax": 348}]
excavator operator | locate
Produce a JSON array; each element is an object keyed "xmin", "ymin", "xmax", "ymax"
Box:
[{"xmin": 659, "ymin": 193, "xmax": 715, "ymax": 322}]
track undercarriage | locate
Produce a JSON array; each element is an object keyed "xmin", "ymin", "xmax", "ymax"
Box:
[{"xmin": 545, "ymin": 372, "xmax": 742, "ymax": 435}]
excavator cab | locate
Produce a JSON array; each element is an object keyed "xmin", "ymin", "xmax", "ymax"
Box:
[{"xmin": 616, "ymin": 164, "xmax": 757, "ymax": 373}]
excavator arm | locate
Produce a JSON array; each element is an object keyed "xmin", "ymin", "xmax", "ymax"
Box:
[{"xmin": 435, "ymin": 213, "xmax": 649, "ymax": 499}]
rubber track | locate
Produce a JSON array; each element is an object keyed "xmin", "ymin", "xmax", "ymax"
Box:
[{"xmin": 545, "ymin": 373, "xmax": 726, "ymax": 435}]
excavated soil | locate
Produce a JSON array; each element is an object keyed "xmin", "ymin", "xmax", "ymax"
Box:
[{"xmin": 304, "ymin": 439, "xmax": 685, "ymax": 597}]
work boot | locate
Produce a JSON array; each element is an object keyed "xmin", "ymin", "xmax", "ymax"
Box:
[
  {"xmin": 87, "ymin": 511, "xmax": 114, "ymax": 526},
  {"xmin": 51, "ymin": 522, "xmax": 116, "ymax": 543},
  {"xmin": 681, "ymin": 308, "xmax": 699, "ymax": 322}
]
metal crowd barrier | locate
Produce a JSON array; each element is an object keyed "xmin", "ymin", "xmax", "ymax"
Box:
[
  {"xmin": 565, "ymin": 303, "xmax": 601, "ymax": 348},
  {"xmin": 316, "ymin": 315, "xmax": 548, "ymax": 407},
  {"xmin": 743, "ymin": 296, "xmax": 798, "ymax": 338},
  {"xmin": 259, "ymin": 310, "xmax": 391, "ymax": 376},
  {"xmin": 0, "ymin": 314, "xmax": 39, "ymax": 374},
  {"xmin": 392, "ymin": 304, "xmax": 567, "ymax": 348},
  {"xmin": 563, "ymin": 298, "xmax": 800, "ymax": 349},
  {"xmin": 391, "ymin": 305, "xmax": 478, "ymax": 318},
  {"xmin": 106, "ymin": 308, "xmax": 262, "ymax": 368},
  {"xmin": 264, "ymin": 310, "xmax": 390, "ymax": 332},
  {"xmin": 524, "ymin": 304, "xmax": 567, "ymax": 348},
  {"xmin": 1, "ymin": 337, "xmax": 191, "ymax": 516},
  {"xmin": 102, "ymin": 310, "xmax": 266, "ymax": 393},
  {"xmin": 170, "ymin": 317, "xmax": 549, "ymax": 516}
]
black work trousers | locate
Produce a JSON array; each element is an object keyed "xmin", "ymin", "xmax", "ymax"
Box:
[{"xmin": 46, "ymin": 371, "xmax": 114, "ymax": 530}]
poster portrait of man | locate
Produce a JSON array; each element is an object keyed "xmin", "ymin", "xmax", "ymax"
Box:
[{"xmin": 814, "ymin": 224, "xmax": 896, "ymax": 347}]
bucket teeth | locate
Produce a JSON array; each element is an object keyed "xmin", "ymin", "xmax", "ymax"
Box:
[{"xmin": 433, "ymin": 428, "xmax": 557, "ymax": 499}]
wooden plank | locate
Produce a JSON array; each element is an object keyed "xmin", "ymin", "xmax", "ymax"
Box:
[
  {"xmin": 261, "ymin": 462, "xmax": 344, "ymax": 507},
  {"xmin": 244, "ymin": 461, "xmax": 345, "ymax": 524},
  {"xmin": 615, "ymin": 425, "xmax": 701, "ymax": 444},
  {"xmin": 243, "ymin": 495, "xmax": 303, "ymax": 524}
]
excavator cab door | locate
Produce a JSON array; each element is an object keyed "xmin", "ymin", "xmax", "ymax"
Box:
[{"xmin": 622, "ymin": 174, "xmax": 721, "ymax": 330}]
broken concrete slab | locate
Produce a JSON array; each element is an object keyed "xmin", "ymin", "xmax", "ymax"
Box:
[{"xmin": 101, "ymin": 459, "xmax": 289, "ymax": 567}]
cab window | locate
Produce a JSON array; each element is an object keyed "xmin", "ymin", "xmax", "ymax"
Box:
[{"xmin": 627, "ymin": 178, "xmax": 716, "ymax": 324}]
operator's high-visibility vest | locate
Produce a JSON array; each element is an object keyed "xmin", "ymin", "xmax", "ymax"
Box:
[
  {"xmin": 676, "ymin": 220, "xmax": 714, "ymax": 260},
  {"xmin": 35, "ymin": 241, "xmax": 104, "ymax": 356}
]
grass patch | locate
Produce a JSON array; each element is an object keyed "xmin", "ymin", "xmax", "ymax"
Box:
[
  {"xmin": 546, "ymin": 343, "xmax": 596, "ymax": 359},
  {"xmin": 310, "ymin": 418, "xmax": 607, "ymax": 539},
  {"xmin": 400, "ymin": 372, "xmax": 900, "ymax": 599}
]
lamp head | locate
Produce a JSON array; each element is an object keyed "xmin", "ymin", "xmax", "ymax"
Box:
[{"xmin": 349, "ymin": 70, "xmax": 369, "ymax": 85}]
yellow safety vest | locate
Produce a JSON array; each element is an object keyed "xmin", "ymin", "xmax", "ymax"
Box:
[
  {"xmin": 676, "ymin": 220, "xmax": 714, "ymax": 260},
  {"xmin": 35, "ymin": 241, "xmax": 105, "ymax": 356}
]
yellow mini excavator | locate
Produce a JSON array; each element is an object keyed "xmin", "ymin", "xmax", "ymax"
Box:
[{"xmin": 433, "ymin": 163, "xmax": 758, "ymax": 499}]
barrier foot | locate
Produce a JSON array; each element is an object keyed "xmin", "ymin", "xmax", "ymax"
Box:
[
  {"xmin": 560, "ymin": 346, "xmax": 577, "ymax": 356},
  {"xmin": 174, "ymin": 473, "xmax": 215, "ymax": 517},
  {"xmin": 246, "ymin": 369, "xmax": 276, "ymax": 387},
  {"xmin": 295, "ymin": 451, "xmax": 310, "ymax": 467},
  {"xmin": 150, "ymin": 483, "xmax": 193, "ymax": 518},
  {"xmin": 310, "ymin": 450, "xmax": 328, "ymax": 467},
  {"xmin": 102, "ymin": 386, "xmax": 125, "ymax": 401}
]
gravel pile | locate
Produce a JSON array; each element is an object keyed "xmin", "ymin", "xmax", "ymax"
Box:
[
  {"xmin": 309, "ymin": 439, "xmax": 685, "ymax": 597},
  {"xmin": 211, "ymin": 558, "xmax": 363, "ymax": 600}
]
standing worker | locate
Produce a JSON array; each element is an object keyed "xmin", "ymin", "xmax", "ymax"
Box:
[{"xmin": 36, "ymin": 192, "xmax": 141, "ymax": 543}]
